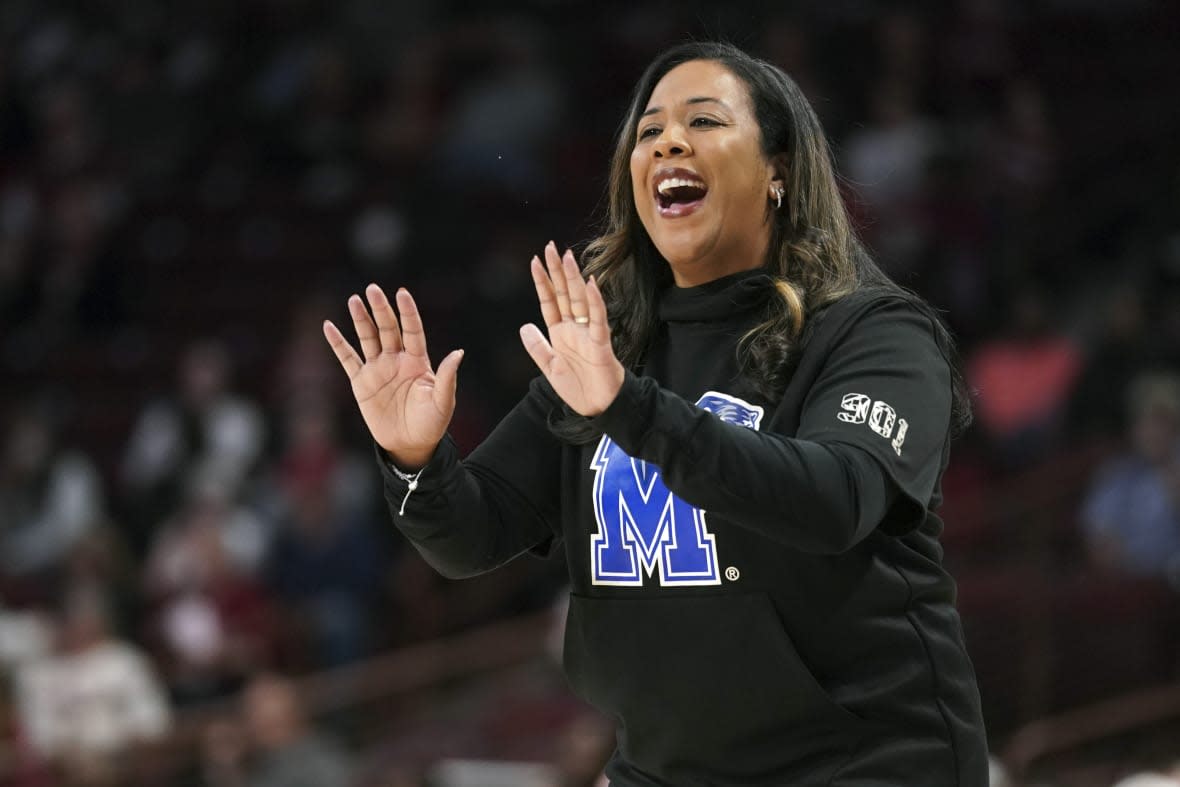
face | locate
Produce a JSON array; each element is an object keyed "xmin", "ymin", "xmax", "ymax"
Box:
[{"xmin": 630, "ymin": 59, "xmax": 780, "ymax": 287}]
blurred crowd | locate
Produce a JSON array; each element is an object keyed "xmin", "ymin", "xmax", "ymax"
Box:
[{"xmin": 1, "ymin": 0, "xmax": 1179, "ymax": 784}]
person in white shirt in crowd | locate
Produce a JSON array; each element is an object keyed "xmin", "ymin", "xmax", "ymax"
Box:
[
  {"xmin": 14, "ymin": 585, "xmax": 171, "ymax": 777},
  {"xmin": 0, "ymin": 398, "xmax": 105, "ymax": 586},
  {"xmin": 121, "ymin": 340, "xmax": 265, "ymax": 552}
]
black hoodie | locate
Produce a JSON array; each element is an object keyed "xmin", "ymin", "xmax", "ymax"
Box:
[{"xmin": 380, "ymin": 271, "xmax": 988, "ymax": 786}]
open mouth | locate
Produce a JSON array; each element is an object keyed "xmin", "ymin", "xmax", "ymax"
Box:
[{"xmin": 653, "ymin": 170, "xmax": 708, "ymax": 217}]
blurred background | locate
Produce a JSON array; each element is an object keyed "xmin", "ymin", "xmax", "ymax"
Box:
[{"xmin": 0, "ymin": 0, "xmax": 1178, "ymax": 785}]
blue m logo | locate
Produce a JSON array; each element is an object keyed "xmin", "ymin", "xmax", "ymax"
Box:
[{"xmin": 589, "ymin": 391, "xmax": 764, "ymax": 587}]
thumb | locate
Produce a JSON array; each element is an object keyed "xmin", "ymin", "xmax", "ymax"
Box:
[{"xmin": 432, "ymin": 348, "xmax": 464, "ymax": 413}]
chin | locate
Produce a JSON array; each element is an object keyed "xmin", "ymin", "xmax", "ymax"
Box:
[
  {"xmin": 655, "ymin": 243, "xmax": 696, "ymax": 267},
  {"xmin": 649, "ymin": 230, "xmax": 709, "ymax": 267},
  {"xmin": 655, "ymin": 246, "xmax": 701, "ymax": 273}
]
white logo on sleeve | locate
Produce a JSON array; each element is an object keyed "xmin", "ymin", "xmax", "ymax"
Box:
[
  {"xmin": 838, "ymin": 392, "xmax": 908, "ymax": 456},
  {"xmin": 836, "ymin": 393, "xmax": 871, "ymax": 424}
]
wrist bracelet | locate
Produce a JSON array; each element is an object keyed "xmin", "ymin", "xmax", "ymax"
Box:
[{"xmin": 388, "ymin": 461, "xmax": 425, "ymax": 516}]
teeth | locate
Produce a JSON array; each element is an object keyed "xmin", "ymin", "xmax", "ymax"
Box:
[{"xmin": 657, "ymin": 177, "xmax": 706, "ymax": 195}]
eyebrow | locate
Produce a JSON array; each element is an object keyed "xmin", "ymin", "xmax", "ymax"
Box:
[{"xmin": 640, "ymin": 96, "xmax": 730, "ymax": 118}]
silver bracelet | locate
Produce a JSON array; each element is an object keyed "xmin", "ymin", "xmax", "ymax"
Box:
[{"xmin": 388, "ymin": 462, "xmax": 425, "ymax": 516}]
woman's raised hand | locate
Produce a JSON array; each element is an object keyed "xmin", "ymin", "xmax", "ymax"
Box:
[
  {"xmin": 323, "ymin": 285, "xmax": 463, "ymax": 469},
  {"xmin": 520, "ymin": 242, "xmax": 625, "ymax": 417}
]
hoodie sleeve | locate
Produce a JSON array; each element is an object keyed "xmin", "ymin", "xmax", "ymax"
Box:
[
  {"xmin": 590, "ymin": 298, "xmax": 953, "ymax": 554},
  {"xmin": 378, "ymin": 377, "xmax": 564, "ymax": 578}
]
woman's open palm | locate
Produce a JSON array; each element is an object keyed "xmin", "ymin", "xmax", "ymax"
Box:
[
  {"xmin": 519, "ymin": 242, "xmax": 624, "ymax": 417},
  {"xmin": 323, "ymin": 285, "xmax": 463, "ymax": 468}
]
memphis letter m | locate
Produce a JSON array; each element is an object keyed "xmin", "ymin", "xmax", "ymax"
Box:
[{"xmin": 589, "ymin": 391, "xmax": 764, "ymax": 587}]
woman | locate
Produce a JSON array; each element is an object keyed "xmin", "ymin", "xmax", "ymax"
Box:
[{"xmin": 324, "ymin": 42, "xmax": 987, "ymax": 786}]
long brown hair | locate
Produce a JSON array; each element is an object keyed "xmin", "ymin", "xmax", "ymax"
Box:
[{"xmin": 563, "ymin": 42, "xmax": 971, "ymax": 438}]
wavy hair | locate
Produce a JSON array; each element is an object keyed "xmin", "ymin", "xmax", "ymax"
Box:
[{"xmin": 558, "ymin": 41, "xmax": 971, "ymax": 439}]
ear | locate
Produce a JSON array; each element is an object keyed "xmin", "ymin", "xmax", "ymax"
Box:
[{"xmin": 767, "ymin": 152, "xmax": 789, "ymax": 189}]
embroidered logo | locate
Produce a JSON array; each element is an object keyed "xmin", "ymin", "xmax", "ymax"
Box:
[
  {"xmin": 838, "ymin": 392, "xmax": 908, "ymax": 456},
  {"xmin": 589, "ymin": 392, "xmax": 764, "ymax": 587}
]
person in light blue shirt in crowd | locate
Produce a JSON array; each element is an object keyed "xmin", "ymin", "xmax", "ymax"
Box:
[{"xmin": 1082, "ymin": 372, "xmax": 1180, "ymax": 578}]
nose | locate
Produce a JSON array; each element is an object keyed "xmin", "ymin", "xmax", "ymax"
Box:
[{"xmin": 652, "ymin": 124, "xmax": 691, "ymax": 158}]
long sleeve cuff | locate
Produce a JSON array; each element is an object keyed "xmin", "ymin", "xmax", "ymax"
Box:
[
  {"xmin": 585, "ymin": 370, "xmax": 654, "ymax": 454},
  {"xmin": 375, "ymin": 436, "xmax": 460, "ymax": 512}
]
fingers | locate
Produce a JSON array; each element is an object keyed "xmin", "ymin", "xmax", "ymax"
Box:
[
  {"xmin": 395, "ymin": 288, "xmax": 429, "ymax": 361},
  {"xmin": 544, "ymin": 241, "xmax": 573, "ymax": 322},
  {"xmin": 366, "ymin": 283, "xmax": 403, "ymax": 355},
  {"xmin": 322, "ymin": 320, "xmax": 363, "ymax": 379},
  {"xmin": 586, "ymin": 275, "xmax": 611, "ymax": 344},
  {"xmin": 433, "ymin": 349, "xmax": 465, "ymax": 414},
  {"xmin": 537, "ymin": 242, "xmax": 592, "ymax": 327},
  {"xmin": 530, "ymin": 256, "xmax": 562, "ymax": 328},
  {"xmin": 349, "ymin": 294, "xmax": 381, "ymax": 361},
  {"xmin": 519, "ymin": 323, "xmax": 556, "ymax": 372},
  {"xmin": 562, "ymin": 250, "xmax": 591, "ymax": 324}
]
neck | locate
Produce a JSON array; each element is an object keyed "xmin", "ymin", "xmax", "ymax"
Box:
[{"xmin": 670, "ymin": 253, "xmax": 769, "ymax": 288}]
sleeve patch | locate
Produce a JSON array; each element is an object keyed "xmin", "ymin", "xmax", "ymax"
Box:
[{"xmin": 837, "ymin": 392, "xmax": 909, "ymax": 456}]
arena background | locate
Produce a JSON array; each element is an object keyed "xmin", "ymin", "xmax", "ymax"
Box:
[{"xmin": 1, "ymin": 0, "xmax": 1179, "ymax": 785}]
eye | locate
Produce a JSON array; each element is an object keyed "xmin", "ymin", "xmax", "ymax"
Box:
[
  {"xmin": 690, "ymin": 116, "xmax": 722, "ymax": 128},
  {"xmin": 637, "ymin": 125, "xmax": 661, "ymax": 140}
]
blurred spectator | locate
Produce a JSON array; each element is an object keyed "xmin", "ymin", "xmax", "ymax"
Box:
[
  {"xmin": 147, "ymin": 475, "xmax": 272, "ymax": 582},
  {"xmin": 968, "ymin": 283, "xmax": 1083, "ymax": 467},
  {"xmin": 121, "ymin": 340, "xmax": 266, "ymax": 551},
  {"xmin": 265, "ymin": 467, "xmax": 385, "ymax": 668},
  {"xmin": 241, "ymin": 673, "xmax": 354, "ymax": 787},
  {"xmin": 257, "ymin": 396, "xmax": 383, "ymax": 669},
  {"xmin": 273, "ymin": 298, "xmax": 344, "ymax": 406},
  {"xmin": 61, "ymin": 526, "xmax": 140, "ymax": 638},
  {"xmin": 1081, "ymin": 372, "xmax": 1180, "ymax": 578},
  {"xmin": 144, "ymin": 479, "xmax": 279, "ymax": 704},
  {"xmin": 37, "ymin": 177, "xmax": 127, "ymax": 333},
  {"xmin": 0, "ymin": 399, "xmax": 104, "ymax": 597},
  {"xmin": 843, "ymin": 77, "xmax": 940, "ymax": 271},
  {"xmin": 916, "ymin": 150, "xmax": 993, "ymax": 344},
  {"xmin": 985, "ymin": 79, "xmax": 1060, "ymax": 277},
  {"xmin": 433, "ymin": 18, "xmax": 564, "ymax": 195},
  {"xmin": 1068, "ymin": 283, "xmax": 1159, "ymax": 441},
  {"xmin": 13, "ymin": 587, "xmax": 171, "ymax": 775},
  {"xmin": 0, "ymin": 674, "xmax": 55, "ymax": 787},
  {"xmin": 1, "ymin": 172, "xmax": 130, "ymax": 363},
  {"xmin": 263, "ymin": 396, "xmax": 375, "ymax": 523},
  {"xmin": 986, "ymin": 79, "xmax": 1057, "ymax": 211},
  {"xmin": 0, "ymin": 606, "xmax": 53, "ymax": 670},
  {"xmin": 360, "ymin": 38, "xmax": 446, "ymax": 173}
]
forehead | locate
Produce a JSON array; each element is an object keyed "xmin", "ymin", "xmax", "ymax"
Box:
[{"xmin": 644, "ymin": 59, "xmax": 753, "ymax": 116}]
